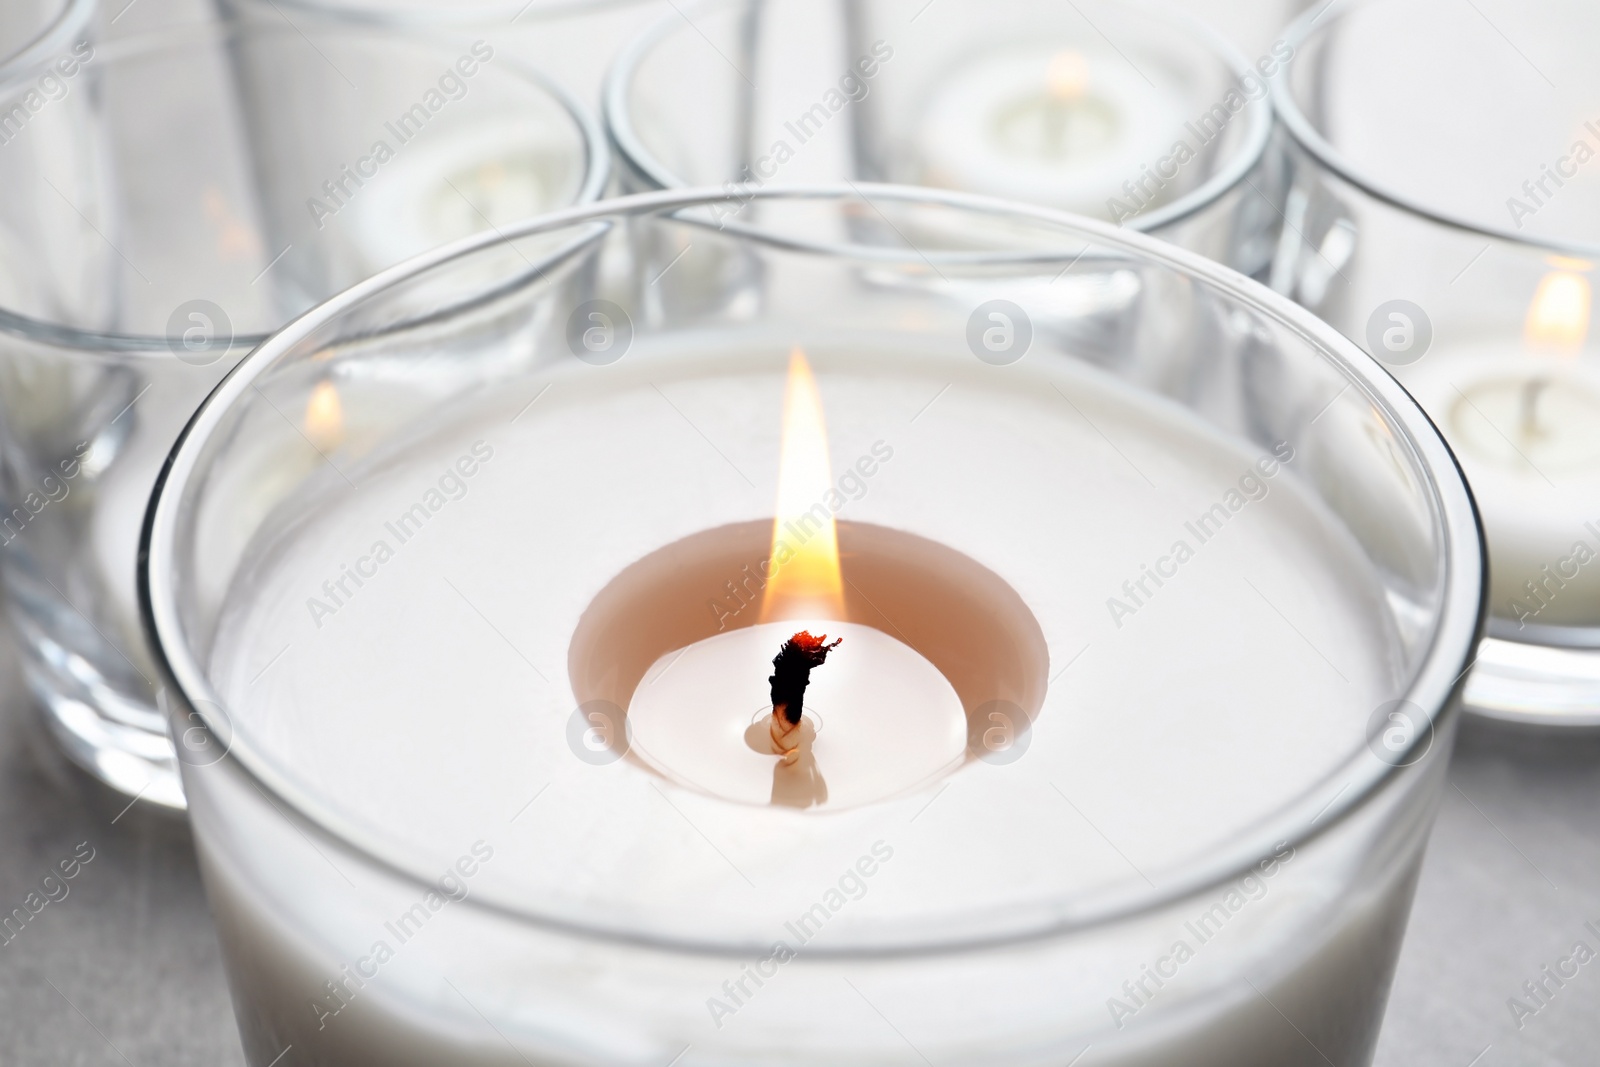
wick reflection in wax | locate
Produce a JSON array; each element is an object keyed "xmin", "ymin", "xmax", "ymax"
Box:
[{"xmin": 744, "ymin": 712, "xmax": 828, "ymax": 808}]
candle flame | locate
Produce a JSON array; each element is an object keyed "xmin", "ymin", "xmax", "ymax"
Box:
[
  {"xmin": 1525, "ymin": 268, "xmax": 1592, "ymax": 357},
  {"xmin": 760, "ymin": 349, "xmax": 845, "ymax": 623},
  {"xmin": 1047, "ymin": 51, "xmax": 1089, "ymax": 102},
  {"xmin": 305, "ymin": 380, "xmax": 345, "ymax": 452}
]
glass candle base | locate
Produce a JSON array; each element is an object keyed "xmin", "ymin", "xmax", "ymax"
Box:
[
  {"xmin": 218, "ymin": 0, "xmax": 673, "ymax": 116},
  {"xmin": 186, "ymin": 748, "xmax": 1436, "ymax": 1066},
  {"xmin": 143, "ymin": 188, "xmax": 1482, "ymax": 1064},
  {"xmin": 1273, "ymin": 0, "xmax": 1600, "ymax": 727}
]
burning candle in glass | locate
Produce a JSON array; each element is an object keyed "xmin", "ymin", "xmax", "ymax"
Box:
[
  {"xmin": 143, "ymin": 190, "xmax": 1482, "ymax": 1067},
  {"xmin": 183, "ymin": 338, "xmax": 1437, "ymax": 1064},
  {"xmin": 1402, "ymin": 263, "xmax": 1600, "ymax": 629}
]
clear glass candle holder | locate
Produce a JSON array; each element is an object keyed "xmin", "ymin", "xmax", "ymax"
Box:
[
  {"xmin": 0, "ymin": 0, "xmax": 93, "ymax": 87},
  {"xmin": 0, "ymin": 22, "xmax": 604, "ymax": 810},
  {"xmin": 607, "ymin": 0, "xmax": 1289, "ymax": 273},
  {"xmin": 217, "ymin": 0, "xmax": 673, "ymax": 115},
  {"xmin": 144, "ymin": 187, "xmax": 1480, "ymax": 1065},
  {"xmin": 1169, "ymin": 0, "xmax": 1315, "ymax": 57},
  {"xmin": 1273, "ymin": 0, "xmax": 1600, "ymax": 726}
]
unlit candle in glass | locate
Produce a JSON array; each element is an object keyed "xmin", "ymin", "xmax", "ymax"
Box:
[{"xmin": 1400, "ymin": 268, "xmax": 1600, "ymax": 630}]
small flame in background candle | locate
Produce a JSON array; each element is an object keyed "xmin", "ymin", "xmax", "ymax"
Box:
[
  {"xmin": 1047, "ymin": 51, "xmax": 1089, "ymax": 103},
  {"xmin": 1525, "ymin": 264, "xmax": 1592, "ymax": 357},
  {"xmin": 760, "ymin": 349, "xmax": 846, "ymax": 623},
  {"xmin": 304, "ymin": 381, "xmax": 345, "ymax": 452}
]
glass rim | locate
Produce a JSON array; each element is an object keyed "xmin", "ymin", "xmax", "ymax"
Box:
[
  {"xmin": 1272, "ymin": 0, "xmax": 1600, "ymax": 260},
  {"xmin": 0, "ymin": 20, "xmax": 611, "ymax": 356},
  {"xmin": 0, "ymin": 0, "xmax": 93, "ymax": 89},
  {"xmin": 223, "ymin": 0, "xmax": 659, "ymax": 26},
  {"xmin": 603, "ymin": 0, "xmax": 1275, "ymax": 234},
  {"xmin": 141, "ymin": 183, "xmax": 1485, "ymax": 958}
]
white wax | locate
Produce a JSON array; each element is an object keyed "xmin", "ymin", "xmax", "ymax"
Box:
[
  {"xmin": 914, "ymin": 49, "xmax": 1186, "ymax": 217},
  {"xmin": 629, "ymin": 621, "xmax": 967, "ymax": 810},
  {"xmin": 204, "ymin": 339, "xmax": 1404, "ymax": 1062},
  {"xmin": 1400, "ymin": 341, "xmax": 1600, "ymax": 629}
]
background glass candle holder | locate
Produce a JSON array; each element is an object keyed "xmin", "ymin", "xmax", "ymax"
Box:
[
  {"xmin": 1173, "ymin": 0, "xmax": 1315, "ymax": 58},
  {"xmin": 144, "ymin": 187, "xmax": 1480, "ymax": 1065},
  {"xmin": 0, "ymin": 0, "xmax": 94, "ymax": 87},
  {"xmin": 216, "ymin": 0, "xmax": 671, "ymax": 117},
  {"xmin": 606, "ymin": 0, "xmax": 1288, "ymax": 274},
  {"xmin": 0, "ymin": 21, "xmax": 604, "ymax": 809},
  {"xmin": 1272, "ymin": 0, "xmax": 1600, "ymax": 727}
]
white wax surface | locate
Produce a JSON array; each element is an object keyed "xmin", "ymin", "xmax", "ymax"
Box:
[
  {"xmin": 1400, "ymin": 342, "xmax": 1600, "ymax": 628},
  {"xmin": 210, "ymin": 340, "xmax": 1399, "ymax": 949}
]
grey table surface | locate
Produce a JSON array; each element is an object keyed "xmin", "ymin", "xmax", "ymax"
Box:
[
  {"xmin": 3, "ymin": 633, "xmax": 1598, "ymax": 1067},
  {"xmin": 3, "ymin": 1, "xmax": 1597, "ymax": 1065}
]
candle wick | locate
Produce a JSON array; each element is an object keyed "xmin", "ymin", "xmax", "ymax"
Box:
[
  {"xmin": 1520, "ymin": 376, "xmax": 1551, "ymax": 440},
  {"xmin": 1047, "ymin": 98, "xmax": 1067, "ymax": 157},
  {"xmin": 769, "ymin": 631, "xmax": 843, "ymax": 727}
]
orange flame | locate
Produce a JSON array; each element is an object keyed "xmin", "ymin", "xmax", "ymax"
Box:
[
  {"xmin": 760, "ymin": 349, "xmax": 845, "ymax": 623},
  {"xmin": 1525, "ymin": 267, "xmax": 1591, "ymax": 357},
  {"xmin": 305, "ymin": 380, "xmax": 345, "ymax": 452},
  {"xmin": 1047, "ymin": 51, "xmax": 1089, "ymax": 102}
]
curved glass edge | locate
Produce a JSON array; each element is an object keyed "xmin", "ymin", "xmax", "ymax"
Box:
[
  {"xmin": 0, "ymin": 20, "xmax": 611, "ymax": 356},
  {"xmin": 139, "ymin": 184, "xmax": 1485, "ymax": 957},
  {"xmin": 224, "ymin": 0, "xmax": 654, "ymax": 28},
  {"xmin": 1271, "ymin": 0, "xmax": 1600, "ymax": 260},
  {"xmin": 602, "ymin": 0, "xmax": 1274, "ymax": 236},
  {"xmin": 0, "ymin": 0, "xmax": 94, "ymax": 90},
  {"xmin": 1273, "ymin": 0, "xmax": 1600, "ymax": 726},
  {"xmin": 1468, "ymin": 638, "xmax": 1600, "ymax": 728}
]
